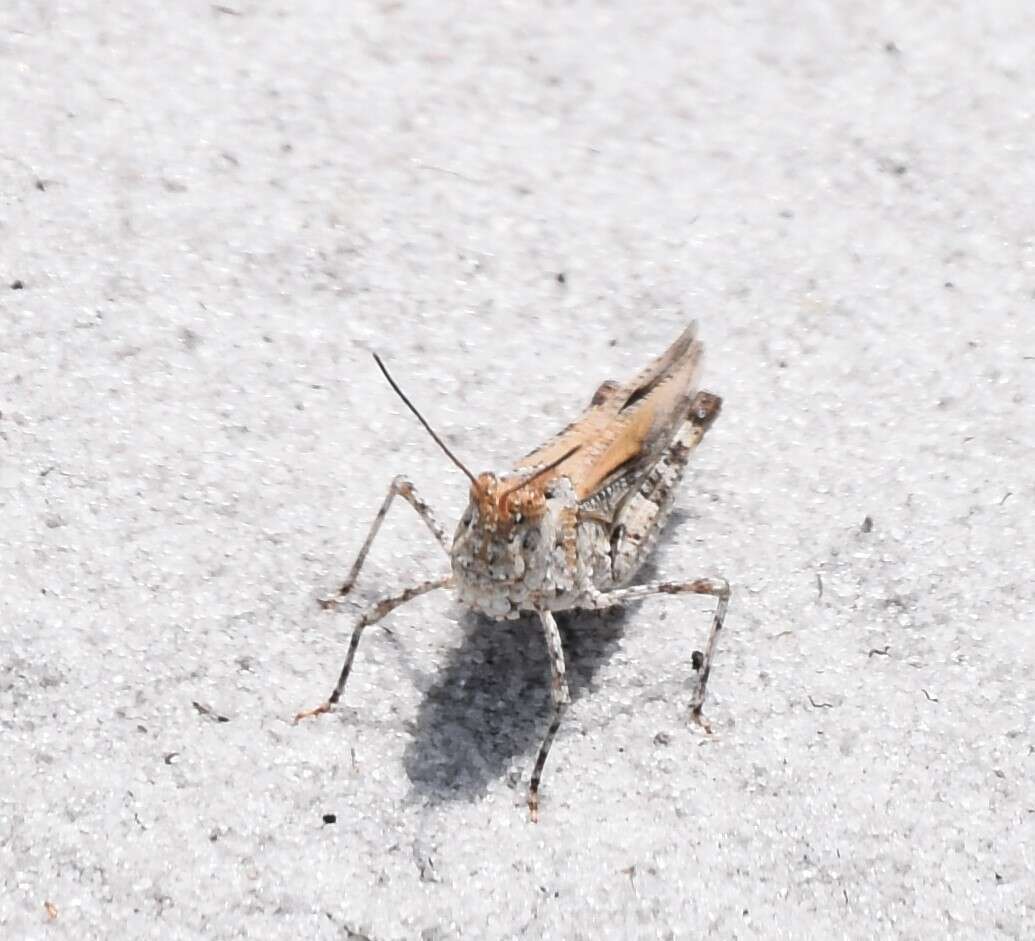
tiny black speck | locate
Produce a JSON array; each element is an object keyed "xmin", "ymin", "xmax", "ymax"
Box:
[
  {"xmin": 322, "ymin": 813, "xmax": 337, "ymax": 825},
  {"xmin": 11, "ymin": 280, "xmax": 24, "ymax": 290},
  {"xmin": 556, "ymin": 272, "xmax": 566, "ymax": 284}
]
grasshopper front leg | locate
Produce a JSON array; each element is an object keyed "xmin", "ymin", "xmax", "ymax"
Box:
[
  {"xmin": 296, "ymin": 575, "xmax": 453, "ymax": 722},
  {"xmin": 587, "ymin": 576, "xmax": 730, "ymax": 731},
  {"xmin": 323, "ymin": 475, "xmax": 450, "ymax": 609},
  {"xmin": 527, "ymin": 609, "xmax": 571, "ymax": 822}
]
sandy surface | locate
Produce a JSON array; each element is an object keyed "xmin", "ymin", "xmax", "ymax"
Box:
[{"xmin": 2, "ymin": 2, "xmax": 1033, "ymax": 938}]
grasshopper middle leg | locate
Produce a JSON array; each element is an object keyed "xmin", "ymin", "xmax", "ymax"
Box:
[
  {"xmin": 296, "ymin": 575, "xmax": 453, "ymax": 722},
  {"xmin": 527, "ymin": 609, "xmax": 571, "ymax": 822},
  {"xmin": 323, "ymin": 475, "xmax": 450, "ymax": 609},
  {"xmin": 587, "ymin": 576, "xmax": 730, "ymax": 731}
]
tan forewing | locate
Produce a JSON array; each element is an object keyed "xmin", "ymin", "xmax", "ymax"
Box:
[{"xmin": 516, "ymin": 322, "xmax": 703, "ymax": 501}]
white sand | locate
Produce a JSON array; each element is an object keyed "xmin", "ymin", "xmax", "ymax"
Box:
[{"xmin": 2, "ymin": 3, "xmax": 1033, "ymax": 938}]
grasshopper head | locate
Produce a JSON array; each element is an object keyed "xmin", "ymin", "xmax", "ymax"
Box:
[
  {"xmin": 470, "ymin": 472, "xmax": 548, "ymax": 533},
  {"xmin": 451, "ymin": 470, "xmax": 576, "ymax": 616}
]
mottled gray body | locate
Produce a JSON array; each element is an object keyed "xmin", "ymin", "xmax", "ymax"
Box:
[
  {"xmin": 451, "ymin": 399, "xmax": 713, "ymax": 620},
  {"xmin": 296, "ymin": 324, "xmax": 729, "ymax": 819}
]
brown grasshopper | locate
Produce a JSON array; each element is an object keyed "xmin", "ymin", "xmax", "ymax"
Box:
[{"xmin": 296, "ymin": 322, "xmax": 729, "ymax": 819}]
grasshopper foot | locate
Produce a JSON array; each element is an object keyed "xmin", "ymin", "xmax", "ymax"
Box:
[
  {"xmin": 527, "ymin": 791, "xmax": 541, "ymax": 824},
  {"xmin": 690, "ymin": 705, "xmax": 713, "ymax": 735},
  {"xmin": 336, "ymin": 577, "xmax": 357, "ymax": 597},
  {"xmin": 294, "ymin": 701, "xmax": 333, "ymax": 723},
  {"xmin": 318, "ymin": 578, "xmax": 358, "ymax": 610}
]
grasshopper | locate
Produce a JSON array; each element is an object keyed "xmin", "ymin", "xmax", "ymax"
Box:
[{"xmin": 296, "ymin": 322, "xmax": 729, "ymax": 819}]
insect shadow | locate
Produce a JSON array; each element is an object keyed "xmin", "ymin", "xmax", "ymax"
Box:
[{"xmin": 402, "ymin": 561, "xmax": 662, "ymax": 803}]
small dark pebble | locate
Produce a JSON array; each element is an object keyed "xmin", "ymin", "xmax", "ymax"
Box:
[
  {"xmin": 11, "ymin": 280, "xmax": 24, "ymax": 290},
  {"xmin": 322, "ymin": 813, "xmax": 337, "ymax": 825},
  {"xmin": 691, "ymin": 650, "xmax": 704, "ymax": 671},
  {"xmin": 654, "ymin": 731, "xmax": 671, "ymax": 746},
  {"xmin": 556, "ymin": 272, "xmax": 566, "ymax": 284}
]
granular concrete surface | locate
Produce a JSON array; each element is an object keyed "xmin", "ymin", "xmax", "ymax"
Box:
[{"xmin": 2, "ymin": 3, "xmax": 1033, "ymax": 939}]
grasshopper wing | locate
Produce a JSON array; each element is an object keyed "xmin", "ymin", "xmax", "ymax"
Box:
[{"xmin": 517, "ymin": 322, "xmax": 705, "ymax": 502}]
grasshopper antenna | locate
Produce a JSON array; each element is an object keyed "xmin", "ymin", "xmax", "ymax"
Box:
[
  {"xmin": 372, "ymin": 353, "xmax": 483, "ymax": 493},
  {"xmin": 501, "ymin": 444, "xmax": 581, "ymax": 499}
]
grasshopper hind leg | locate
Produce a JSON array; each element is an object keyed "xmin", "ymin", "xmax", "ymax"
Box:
[{"xmin": 606, "ymin": 391, "xmax": 723, "ymax": 590}]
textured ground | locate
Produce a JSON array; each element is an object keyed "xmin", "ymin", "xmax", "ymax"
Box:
[{"xmin": 2, "ymin": 2, "xmax": 1033, "ymax": 939}]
